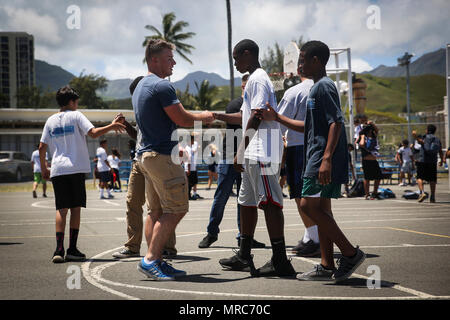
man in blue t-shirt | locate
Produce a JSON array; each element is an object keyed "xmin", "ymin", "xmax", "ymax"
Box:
[{"xmin": 132, "ymin": 39, "xmax": 214, "ymax": 281}]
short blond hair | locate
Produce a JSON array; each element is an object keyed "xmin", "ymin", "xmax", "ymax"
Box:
[{"xmin": 145, "ymin": 39, "xmax": 175, "ymax": 64}]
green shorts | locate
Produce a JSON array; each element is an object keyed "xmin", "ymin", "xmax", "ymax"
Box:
[
  {"xmin": 34, "ymin": 172, "xmax": 45, "ymax": 184},
  {"xmin": 301, "ymin": 177, "xmax": 342, "ymax": 199}
]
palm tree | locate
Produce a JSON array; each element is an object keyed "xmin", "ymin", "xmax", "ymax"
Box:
[
  {"xmin": 226, "ymin": 0, "xmax": 234, "ymax": 100},
  {"xmin": 143, "ymin": 12, "xmax": 196, "ymax": 64},
  {"xmin": 194, "ymin": 80, "xmax": 222, "ymax": 110}
]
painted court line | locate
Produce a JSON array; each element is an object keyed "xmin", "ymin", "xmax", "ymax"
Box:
[{"xmin": 81, "ymin": 245, "xmax": 450, "ymax": 301}]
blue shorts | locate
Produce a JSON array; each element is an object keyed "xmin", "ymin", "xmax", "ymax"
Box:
[{"xmin": 285, "ymin": 145, "xmax": 304, "ymax": 199}]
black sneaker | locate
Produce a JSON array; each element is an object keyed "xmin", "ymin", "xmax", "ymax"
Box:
[
  {"xmin": 237, "ymin": 238, "xmax": 266, "ymax": 248},
  {"xmin": 162, "ymin": 250, "xmax": 177, "ymax": 259},
  {"xmin": 52, "ymin": 249, "xmax": 65, "ymax": 263},
  {"xmin": 297, "ymin": 264, "xmax": 335, "ymax": 281},
  {"xmin": 295, "ymin": 240, "xmax": 321, "ymax": 257},
  {"xmin": 370, "ymin": 192, "xmax": 381, "ymax": 200},
  {"xmin": 257, "ymin": 258, "xmax": 296, "ymax": 277},
  {"xmin": 32, "ymin": 191, "xmax": 37, "ymax": 198},
  {"xmin": 332, "ymin": 246, "xmax": 366, "ymax": 283},
  {"xmin": 198, "ymin": 234, "xmax": 218, "ymax": 248},
  {"xmin": 219, "ymin": 249, "xmax": 251, "ymax": 271},
  {"xmin": 112, "ymin": 248, "xmax": 140, "ymax": 259},
  {"xmin": 291, "ymin": 240, "xmax": 306, "ymax": 253},
  {"xmin": 65, "ymin": 248, "xmax": 86, "ymax": 261}
]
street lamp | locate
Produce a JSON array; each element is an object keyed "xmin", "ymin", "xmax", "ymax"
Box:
[{"xmin": 398, "ymin": 52, "xmax": 414, "ymax": 144}]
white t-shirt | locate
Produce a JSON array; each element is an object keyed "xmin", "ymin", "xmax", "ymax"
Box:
[
  {"xmin": 31, "ymin": 149, "xmax": 48, "ymax": 173},
  {"xmin": 40, "ymin": 110, "xmax": 94, "ymax": 178},
  {"xmin": 278, "ymin": 79, "xmax": 314, "ymax": 147},
  {"xmin": 398, "ymin": 146, "xmax": 413, "ymax": 164},
  {"xmin": 184, "ymin": 141, "xmax": 198, "ymax": 171},
  {"xmin": 241, "ymin": 68, "xmax": 282, "ymax": 164},
  {"xmin": 107, "ymin": 155, "xmax": 120, "ymax": 169},
  {"xmin": 96, "ymin": 147, "xmax": 110, "ymax": 172}
]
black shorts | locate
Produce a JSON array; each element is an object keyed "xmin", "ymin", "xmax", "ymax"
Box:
[
  {"xmin": 208, "ymin": 164, "xmax": 217, "ymax": 173},
  {"xmin": 51, "ymin": 173, "xmax": 86, "ymax": 210},
  {"xmin": 98, "ymin": 170, "xmax": 111, "ymax": 183},
  {"xmin": 416, "ymin": 162, "xmax": 437, "ymax": 182},
  {"xmin": 285, "ymin": 145, "xmax": 304, "ymax": 199},
  {"xmin": 362, "ymin": 159, "xmax": 383, "ymax": 180},
  {"xmin": 188, "ymin": 170, "xmax": 198, "ymax": 186}
]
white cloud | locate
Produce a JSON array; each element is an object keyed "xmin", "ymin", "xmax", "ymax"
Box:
[
  {"xmin": 0, "ymin": 0, "xmax": 448, "ymax": 81},
  {"xmin": 1, "ymin": 6, "xmax": 62, "ymax": 45}
]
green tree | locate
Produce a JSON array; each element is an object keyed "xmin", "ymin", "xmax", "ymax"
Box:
[
  {"xmin": 143, "ymin": 12, "xmax": 196, "ymax": 64},
  {"xmin": 261, "ymin": 36, "xmax": 307, "ymax": 74},
  {"xmin": 194, "ymin": 80, "xmax": 219, "ymax": 110},
  {"xmin": 39, "ymin": 91, "xmax": 58, "ymax": 108},
  {"xmin": 193, "ymin": 80, "xmax": 229, "ymax": 110},
  {"xmin": 69, "ymin": 72, "xmax": 108, "ymax": 109},
  {"xmin": 16, "ymin": 85, "xmax": 42, "ymax": 108},
  {"xmin": 176, "ymin": 84, "xmax": 196, "ymax": 110},
  {"xmin": 261, "ymin": 42, "xmax": 284, "ymax": 74}
]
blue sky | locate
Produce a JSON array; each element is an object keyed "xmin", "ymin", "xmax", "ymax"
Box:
[{"xmin": 0, "ymin": 0, "xmax": 448, "ymax": 81}]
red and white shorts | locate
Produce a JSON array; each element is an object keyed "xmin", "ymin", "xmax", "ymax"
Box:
[{"xmin": 238, "ymin": 159, "xmax": 283, "ymax": 209}]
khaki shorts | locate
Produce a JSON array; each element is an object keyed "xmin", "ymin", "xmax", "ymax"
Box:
[{"xmin": 140, "ymin": 151, "xmax": 189, "ymax": 214}]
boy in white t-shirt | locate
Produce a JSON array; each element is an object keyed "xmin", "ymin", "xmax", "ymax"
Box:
[
  {"xmin": 96, "ymin": 139, "xmax": 114, "ymax": 199},
  {"xmin": 396, "ymin": 139, "xmax": 415, "ymax": 186},
  {"xmin": 219, "ymin": 39, "xmax": 295, "ymax": 278},
  {"xmin": 31, "ymin": 144, "xmax": 48, "ymax": 198},
  {"xmin": 184, "ymin": 135, "xmax": 202, "ymax": 200},
  {"xmin": 107, "ymin": 148, "xmax": 121, "ymax": 191},
  {"xmin": 39, "ymin": 86, "xmax": 125, "ymax": 263}
]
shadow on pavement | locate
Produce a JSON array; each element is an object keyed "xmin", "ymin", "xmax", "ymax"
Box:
[{"xmin": 327, "ymin": 277, "xmax": 398, "ymax": 289}]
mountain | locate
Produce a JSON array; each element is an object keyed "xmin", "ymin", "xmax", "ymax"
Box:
[
  {"xmin": 364, "ymin": 48, "xmax": 445, "ymax": 77},
  {"xmin": 172, "ymin": 71, "xmax": 242, "ymax": 94},
  {"xmin": 97, "ymin": 78, "xmax": 133, "ymax": 100},
  {"xmin": 98, "ymin": 71, "xmax": 242, "ymax": 99},
  {"xmin": 35, "ymin": 59, "xmax": 75, "ymax": 92}
]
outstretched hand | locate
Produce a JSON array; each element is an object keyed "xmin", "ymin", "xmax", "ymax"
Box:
[
  {"xmin": 255, "ymin": 102, "xmax": 277, "ymax": 122},
  {"xmin": 201, "ymin": 111, "xmax": 215, "ymax": 124}
]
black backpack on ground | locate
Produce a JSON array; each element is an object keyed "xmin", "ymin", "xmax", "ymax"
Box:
[{"xmin": 348, "ymin": 178, "xmax": 365, "ymax": 197}]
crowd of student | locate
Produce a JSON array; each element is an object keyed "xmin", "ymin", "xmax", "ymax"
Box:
[{"xmin": 34, "ymin": 37, "xmax": 448, "ymax": 285}]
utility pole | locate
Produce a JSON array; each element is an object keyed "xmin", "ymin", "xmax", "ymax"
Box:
[{"xmin": 398, "ymin": 52, "xmax": 414, "ymax": 144}]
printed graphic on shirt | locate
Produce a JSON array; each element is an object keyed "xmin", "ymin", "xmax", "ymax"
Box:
[{"xmin": 49, "ymin": 125, "xmax": 75, "ymax": 138}]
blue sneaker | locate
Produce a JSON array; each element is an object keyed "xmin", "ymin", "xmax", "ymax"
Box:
[
  {"xmin": 137, "ymin": 259, "xmax": 175, "ymax": 281},
  {"xmin": 160, "ymin": 260, "xmax": 186, "ymax": 277}
]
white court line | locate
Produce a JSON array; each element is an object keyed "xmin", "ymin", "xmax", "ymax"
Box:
[
  {"xmin": 293, "ymin": 256, "xmax": 435, "ymax": 298},
  {"xmin": 81, "ymin": 242, "xmax": 450, "ymax": 301},
  {"xmin": 103, "ymin": 200, "xmax": 120, "ymax": 206},
  {"xmin": 82, "ymin": 248, "xmax": 450, "ymax": 301}
]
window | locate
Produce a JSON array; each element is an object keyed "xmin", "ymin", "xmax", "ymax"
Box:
[{"xmin": 0, "ymin": 153, "xmax": 9, "ymax": 160}]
